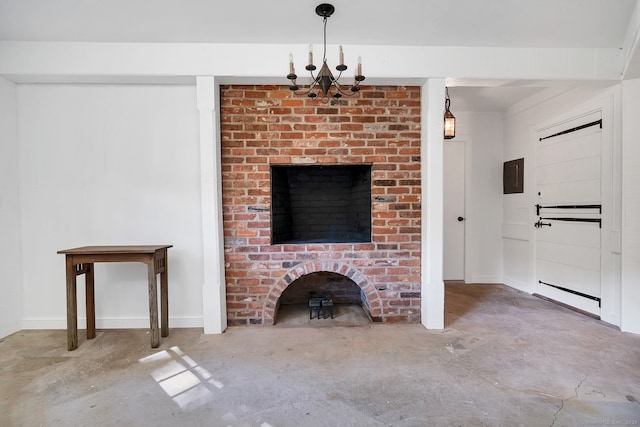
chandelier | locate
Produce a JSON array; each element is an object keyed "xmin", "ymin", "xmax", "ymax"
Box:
[{"xmin": 287, "ymin": 3, "xmax": 365, "ymax": 100}]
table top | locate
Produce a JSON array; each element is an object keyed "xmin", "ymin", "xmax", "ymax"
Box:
[{"xmin": 57, "ymin": 245, "xmax": 173, "ymax": 255}]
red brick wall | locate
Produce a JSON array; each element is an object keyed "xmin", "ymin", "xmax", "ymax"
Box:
[{"xmin": 220, "ymin": 85, "xmax": 422, "ymax": 325}]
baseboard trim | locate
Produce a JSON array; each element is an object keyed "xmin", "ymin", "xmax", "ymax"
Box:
[
  {"xmin": 501, "ymin": 278, "xmax": 534, "ymax": 294},
  {"xmin": 21, "ymin": 316, "xmax": 204, "ymax": 330},
  {"xmin": 470, "ymin": 276, "xmax": 503, "ymax": 284}
]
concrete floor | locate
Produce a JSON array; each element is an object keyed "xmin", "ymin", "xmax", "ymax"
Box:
[{"xmin": 1, "ymin": 284, "xmax": 639, "ymax": 427}]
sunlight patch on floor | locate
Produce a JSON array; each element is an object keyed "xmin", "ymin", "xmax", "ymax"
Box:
[{"xmin": 139, "ymin": 346, "xmax": 223, "ymax": 410}]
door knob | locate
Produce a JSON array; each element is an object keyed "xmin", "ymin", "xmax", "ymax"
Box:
[{"xmin": 457, "ymin": 216, "xmax": 464, "ymax": 222}]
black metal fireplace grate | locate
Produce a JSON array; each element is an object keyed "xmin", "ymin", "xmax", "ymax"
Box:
[{"xmin": 309, "ymin": 292, "xmax": 334, "ymax": 319}]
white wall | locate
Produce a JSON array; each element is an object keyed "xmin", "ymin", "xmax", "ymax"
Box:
[
  {"xmin": 621, "ymin": 78, "xmax": 640, "ymax": 334},
  {"xmin": 454, "ymin": 111, "xmax": 504, "ymax": 283},
  {"xmin": 501, "ymin": 86, "xmax": 624, "ymax": 327},
  {"xmin": 16, "ymin": 84, "xmax": 204, "ymax": 330},
  {"xmin": 0, "ymin": 76, "xmax": 22, "ymax": 338}
]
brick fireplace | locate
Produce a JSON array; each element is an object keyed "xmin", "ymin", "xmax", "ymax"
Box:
[{"xmin": 220, "ymin": 85, "xmax": 422, "ymax": 326}]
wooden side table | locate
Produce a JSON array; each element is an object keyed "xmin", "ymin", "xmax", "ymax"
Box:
[{"xmin": 57, "ymin": 245, "xmax": 172, "ymax": 351}]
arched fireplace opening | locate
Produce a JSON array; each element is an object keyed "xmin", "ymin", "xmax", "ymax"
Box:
[{"xmin": 275, "ymin": 272, "xmax": 371, "ymax": 325}]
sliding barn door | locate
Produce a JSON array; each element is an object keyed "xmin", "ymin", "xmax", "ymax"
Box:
[{"xmin": 534, "ymin": 111, "xmax": 603, "ymax": 316}]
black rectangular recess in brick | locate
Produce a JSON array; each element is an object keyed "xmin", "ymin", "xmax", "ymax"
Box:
[{"xmin": 271, "ymin": 165, "xmax": 372, "ymax": 244}]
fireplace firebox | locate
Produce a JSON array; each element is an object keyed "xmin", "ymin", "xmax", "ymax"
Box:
[{"xmin": 271, "ymin": 165, "xmax": 371, "ymax": 244}]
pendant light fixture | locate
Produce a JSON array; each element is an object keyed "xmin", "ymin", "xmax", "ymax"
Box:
[
  {"xmin": 287, "ymin": 3, "xmax": 365, "ymax": 101},
  {"xmin": 444, "ymin": 87, "xmax": 456, "ymax": 139}
]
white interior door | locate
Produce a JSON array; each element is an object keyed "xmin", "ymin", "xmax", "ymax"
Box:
[
  {"xmin": 444, "ymin": 141, "xmax": 465, "ymax": 281},
  {"xmin": 534, "ymin": 111, "xmax": 602, "ymax": 316}
]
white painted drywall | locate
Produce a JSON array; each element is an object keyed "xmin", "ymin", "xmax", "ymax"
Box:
[
  {"xmin": 196, "ymin": 76, "xmax": 227, "ymax": 334},
  {"xmin": 421, "ymin": 79, "xmax": 445, "ymax": 330},
  {"xmin": 0, "ymin": 76, "xmax": 22, "ymax": 338},
  {"xmin": 16, "ymin": 84, "xmax": 204, "ymax": 329},
  {"xmin": 621, "ymin": 78, "xmax": 640, "ymax": 334}
]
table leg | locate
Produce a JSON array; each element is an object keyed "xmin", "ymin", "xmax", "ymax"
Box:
[
  {"xmin": 65, "ymin": 256, "xmax": 78, "ymax": 351},
  {"xmin": 160, "ymin": 251, "xmax": 169, "ymax": 338},
  {"xmin": 85, "ymin": 263, "xmax": 96, "ymax": 339},
  {"xmin": 147, "ymin": 262, "xmax": 160, "ymax": 348}
]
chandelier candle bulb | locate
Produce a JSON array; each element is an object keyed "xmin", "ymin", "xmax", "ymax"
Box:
[
  {"xmin": 357, "ymin": 56, "xmax": 362, "ymax": 76},
  {"xmin": 339, "ymin": 45, "xmax": 344, "ymax": 65},
  {"xmin": 308, "ymin": 45, "xmax": 313, "ymax": 66},
  {"xmin": 289, "ymin": 54, "xmax": 295, "ymax": 74}
]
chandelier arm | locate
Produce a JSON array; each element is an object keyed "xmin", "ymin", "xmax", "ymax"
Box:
[
  {"xmin": 333, "ymin": 87, "xmax": 351, "ymax": 98},
  {"xmin": 331, "ymin": 81, "xmax": 353, "ymax": 97},
  {"xmin": 334, "ymin": 70, "xmax": 362, "ymax": 87},
  {"xmin": 332, "ymin": 73, "xmax": 347, "ymax": 93},
  {"xmin": 308, "ymin": 68, "xmax": 318, "ymax": 82},
  {"xmin": 290, "ymin": 83, "xmax": 316, "ymax": 97},
  {"xmin": 332, "ymin": 70, "xmax": 363, "ymax": 97},
  {"xmin": 289, "ymin": 65, "xmax": 329, "ymax": 97},
  {"xmin": 332, "ymin": 81, "xmax": 360, "ymax": 97},
  {"xmin": 289, "ymin": 73, "xmax": 322, "ymax": 96}
]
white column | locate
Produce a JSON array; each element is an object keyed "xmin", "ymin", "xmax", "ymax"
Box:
[
  {"xmin": 421, "ymin": 79, "xmax": 445, "ymax": 329},
  {"xmin": 196, "ymin": 76, "xmax": 227, "ymax": 333},
  {"xmin": 621, "ymin": 78, "xmax": 640, "ymax": 334}
]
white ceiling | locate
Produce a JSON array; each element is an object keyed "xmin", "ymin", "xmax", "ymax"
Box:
[
  {"xmin": 0, "ymin": 0, "xmax": 635, "ymax": 48},
  {"xmin": 0, "ymin": 0, "xmax": 637, "ymax": 111},
  {"xmin": 446, "ymin": 85, "xmax": 546, "ymax": 112}
]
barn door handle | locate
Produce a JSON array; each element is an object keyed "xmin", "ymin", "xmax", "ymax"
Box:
[{"xmin": 534, "ymin": 220, "xmax": 552, "ymax": 228}]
